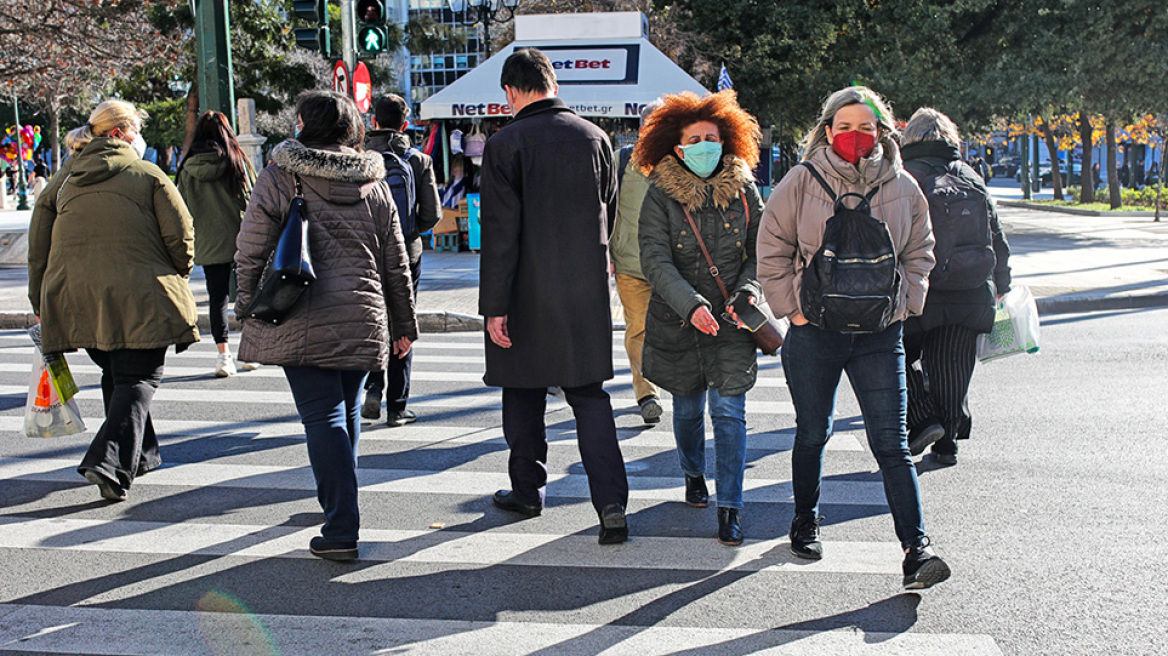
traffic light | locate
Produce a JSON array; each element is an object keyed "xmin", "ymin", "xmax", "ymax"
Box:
[
  {"xmin": 356, "ymin": 0, "xmax": 389, "ymax": 55},
  {"xmin": 292, "ymin": 0, "xmax": 330, "ymax": 56}
]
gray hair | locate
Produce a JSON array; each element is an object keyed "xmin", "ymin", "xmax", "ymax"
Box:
[
  {"xmin": 902, "ymin": 108, "xmax": 962, "ymax": 147},
  {"xmin": 639, "ymin": 99, "xmax": 663, "ymax": 126},
  {"xmin": 800, "ymin": 86, "xmax": 897, "ymax": 154}
]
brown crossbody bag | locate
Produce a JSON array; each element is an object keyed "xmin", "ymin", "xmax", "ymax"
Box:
[{"xmin": 680, "ymin": 191, "xmax": 784, "ymax": 356}]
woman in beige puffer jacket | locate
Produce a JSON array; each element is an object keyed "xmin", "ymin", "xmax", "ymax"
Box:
[{"xmin": 757, "ymin": 86, "xmax": 950, "ymax": 591}]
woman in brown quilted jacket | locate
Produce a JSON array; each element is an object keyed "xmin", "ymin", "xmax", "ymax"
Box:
[{"xmin": 235, "ymin": 91, "xmax": 418, "ymax": 561}]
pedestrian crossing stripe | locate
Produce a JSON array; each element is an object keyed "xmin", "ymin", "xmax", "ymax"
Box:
[
  {"xmin": 0, "ymin": 605, "xmax": 1005, "ymax": 655},
  {"xmin": 0, "ymin": 416, "xmax": 864, "ymax": 451},
  {"xmin": 0, "ymin": 457, "xmax": 888, "ymax": 505}
]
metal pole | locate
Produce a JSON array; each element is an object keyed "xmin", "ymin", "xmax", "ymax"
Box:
[
  {"xmin": 1020, "ymin": 127, "xmax": 1031, "ymax": 201},
  {"xmin": 482, "ymin": 7, "xmax": 491, "ymax": 57},
  {"xmin": 13, "ymin": 94, "xmax": 30, "ymax": 211},
  {"xmin": 195, "ymin": 0, "xmax": 236, "ymax": 129},
  {"xmin": 1032, "ymin": 132, "xmax": 1041, "ymax": 193},
  {"xmin": 342, "ymin": 0, "xmax": 357, "ymax": 83}
]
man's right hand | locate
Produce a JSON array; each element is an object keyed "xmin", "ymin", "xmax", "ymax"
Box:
[
  {"xmin": 487, "ymin": 315, "xmax": 512, "ymax": 348},
  {"xmin": 790, "ymin": 312, "xmax": 809, "ymax": 326}
]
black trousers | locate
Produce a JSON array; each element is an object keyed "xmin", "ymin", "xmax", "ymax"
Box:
[
  {"xmin": 502, "ymin": 383, "xmax": 629, "ymax": 513},
  {"xmin": 904, "ymin": 324, "xmax": 979, "ymax": 455},
  {"xmin": 203, "ymin": 263, "xmax": 232, "ymax": 344},
  {"xmin": 366, "ymin": 246, "xmax": 421, "ymax": 411},
  {"xmin": 79, "ymin": 348, "xmax": 167, "ymax": 489}
]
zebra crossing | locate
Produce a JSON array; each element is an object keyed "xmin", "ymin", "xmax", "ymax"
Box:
[{"xmin": 0, "ymin": 329, "xmax": 1003, "ymax": 655}]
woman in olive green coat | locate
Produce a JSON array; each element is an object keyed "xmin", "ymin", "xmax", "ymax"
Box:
[
  {"xmin": 28, "ymin": 99, "xmax": 199, "ymax": 502},
  {"xmin": 176, "ymin": 111, "xmax": 256, "ymax": 377},
  {"xmin": 635, "ymin": 91, "xmax": 764, "ymax": 547}
]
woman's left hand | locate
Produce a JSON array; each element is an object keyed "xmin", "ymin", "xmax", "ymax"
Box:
[
  {"xmin": 393, "ymin": 336, "xmax": 413, "ymax": 358},
  {"xmin": 724, "ymin": 294, "xmax": 755, "ymax": 330}
]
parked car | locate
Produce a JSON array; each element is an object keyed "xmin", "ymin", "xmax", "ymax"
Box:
[
  {"xmin": 1014, "ymin": 161, "xmax": 1081, "ymax": 188},
  {"xmin": 992, "ymin": 156, "xmax": 1020, "ymax": 178}
]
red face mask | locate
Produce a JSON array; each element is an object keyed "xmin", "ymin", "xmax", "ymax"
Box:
[{"xmin": 831, "ymin": 129, "xmax": 877, "ymax": 165}]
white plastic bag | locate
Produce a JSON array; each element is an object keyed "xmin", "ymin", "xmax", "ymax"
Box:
[
  {"xmin": 976, "ymin": 285, "xmax": 1041, "ymax": 362},
  {"xmin": 24, "ymin": 325, "xmax": 86, "ymax": 438}
]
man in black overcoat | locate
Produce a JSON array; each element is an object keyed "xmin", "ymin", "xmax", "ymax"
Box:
[{"xmin": 478, "ymin": 48, "xmax": 630, "ymax": 544}]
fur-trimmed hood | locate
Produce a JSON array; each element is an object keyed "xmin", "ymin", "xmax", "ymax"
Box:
[
  {"xmin": 271, "ymin": 139, "xmax": 386, "ymax": 206},
  {"xmin": 649, "ymin": 154, "xmax": 756, "ymax": 209}
]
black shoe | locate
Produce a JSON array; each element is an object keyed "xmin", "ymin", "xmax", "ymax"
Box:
[
  {"xmin": 789, "ymin": 515, "xmax": 823, "ymax": 560},
  {"xmin": 717, "ymin": 507, "xmax": 743, "ymax": 546},
  {"xmin": 903, "ymin": 539, "xmax": 951, "ymax": 589},
  {"xmin": 81, "ymin": 469, "xmax": 125, "ymax": 502},
  {"xmin": 361, "ymin": 395, "xmax": 381, "ymax": 420},
  {"xmin": 386, "ymin": 409, "xmax": 417, "ymax": 427},
  {"xmin": 931, "ymin": 451, "xmax": 958, "ymax": 466},
  {"xmin": 492, "ymin": 490, "xmax": 542, "ymax": 518},
  {"xmin": 598, "ymin": 503, "xmax": 628, "ymax": 544},
  {"xmin": 638, "ymin": 396, "xmax": 663, "ymax": 424},
  {"xmin": 684, "ymin": 475, "xmax": 709, "ymax": 507},
  {"xmin": 909, "ymin": 423, "xmax": 945, "ymax": 456},
  {"xmin": 309, "ymin": 536, "xmax": 358, "ymax": 562}
]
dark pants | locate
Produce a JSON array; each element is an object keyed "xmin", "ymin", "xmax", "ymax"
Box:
[
  {"xmin": 366, "ymin": 245, "xmax": 421, "ymax": 412},
  {"xmin": 904, "ymin": 324, "xmax": 979, "ymax": 455},
  {"xmin": 285, "ymin": 366, "xmax": 367, "ymax": 543},
  {"xmin": 502, "ymin": 383, "xmax": 629, "ymax": 513},
  {"xmin": 203, "ymin": 263, "xmax": 232, "ymax": 344},
  {"xmin": 79, "ymin": 348, "xmax": 166, "ymax": 490},
  {"xmin": 781, "ymin": 322, "xmax": 926, "ymax": 550}
]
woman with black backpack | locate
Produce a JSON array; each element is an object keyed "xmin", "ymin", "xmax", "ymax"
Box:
[
  {"xmin": 900, "ymin": 108, "xmax": 1011, "ymax": 466},
  {"xmin": 757, "ymin": 86, "xmax": 950, "ymax": 589}
]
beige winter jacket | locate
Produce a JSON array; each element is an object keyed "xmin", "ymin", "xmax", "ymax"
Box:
[{"xmin": 757, "ymin": 141, "xmax": 935, "ymax": 323}]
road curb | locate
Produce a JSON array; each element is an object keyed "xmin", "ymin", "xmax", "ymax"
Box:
[
  {"xmin": 998, "ymin": 200, "xmax": 1161, "ymax": 218},
  {"xmin": 1035, "ymin": 290, "xmax": 1168, "ymax": 315}
]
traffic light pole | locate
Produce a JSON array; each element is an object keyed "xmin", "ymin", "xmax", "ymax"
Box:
[
  {"xmin": 341, "ymin": 0, "xmax": 358, "ymax": 82},
  {"xmin": 195, "ymin": 0, "xmax": 236, "ymax": 129}
]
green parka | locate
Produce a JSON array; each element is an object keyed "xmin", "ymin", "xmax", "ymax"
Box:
[
  {"xmin": 176, "ymin": 151, "xmax": 253, "ymax": 266},
  {"xmin": 639, "ymin": 154, "xmax": 763, "ymax": 396},
  {"xmin": 28, "ymin": 137, "xmax": 200, "ymax": 354}
]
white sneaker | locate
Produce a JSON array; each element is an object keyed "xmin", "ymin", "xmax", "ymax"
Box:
[
  {"xmin": 239, "ymin": 361, "xmax": 262, "ymax": 371},
  {"xmin": 215, "ymin": 353, "xmax": 237, "ymax": 377}
]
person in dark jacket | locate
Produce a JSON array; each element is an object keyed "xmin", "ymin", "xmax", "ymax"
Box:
[
  {"xmin": 361, "ymin": 94, "xmax": 442, "ymax": 427},
  {"xmin": 900, "ymin": 108, "xmax": 1011, "ymax": 466},
  {"xmin": 29, "ymin": 99, "xmax": 200, "ymax": 503},
  {"xmin": 176, "ymin": 110, "xmax": 257, "ymax": 377},
  {"xmin": 235, "ymin": 91, "xmax": 418, "ymax": 561},
  {"xmin": 634, "ymin": 90, "xmax": 764, "ymax": 546},
  {"xmin": 479, "ymin": 48, "xmax": 630, "ymax": 544}
]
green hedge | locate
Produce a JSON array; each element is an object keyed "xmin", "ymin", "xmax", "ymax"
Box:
[{"xmin": 1065, "ymin": 185, "xmax": 1166, "ymax": 207}]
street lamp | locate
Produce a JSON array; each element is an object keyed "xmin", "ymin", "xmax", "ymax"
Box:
[{"xmin": 446, "ymin": 0, "xmax": 521, "ymax": 57}]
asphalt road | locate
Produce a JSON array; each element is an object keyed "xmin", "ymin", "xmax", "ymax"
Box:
[{"xmin": 0, "ymin": 308, "xmax": 1165, "ymax": 655}]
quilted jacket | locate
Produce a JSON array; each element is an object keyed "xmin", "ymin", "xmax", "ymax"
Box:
[{"xmin": 234, "ymin": 140, "xmax": 417, "ymax": 370}]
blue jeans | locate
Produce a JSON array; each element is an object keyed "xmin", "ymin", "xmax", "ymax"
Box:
[
  {"xmin": 672, "ymin": 388, "xmax": 748, "ymax": 509},
  {"xmin": 781, "ymin": 322, "xmax": 926, "ymax": 549},
  {"xmin": 284, "ymin": 367, "xmax": 368, "ymax": 543}
]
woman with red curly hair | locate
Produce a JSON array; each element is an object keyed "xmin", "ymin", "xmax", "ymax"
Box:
[{"xmin": 634, "ymin": 90, "xmax": 764, "ymax": 546}]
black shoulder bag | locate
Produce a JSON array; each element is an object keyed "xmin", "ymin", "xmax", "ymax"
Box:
[{"xmin": 243, "ymin": 174, "xmax": 316, "ymax": 325}]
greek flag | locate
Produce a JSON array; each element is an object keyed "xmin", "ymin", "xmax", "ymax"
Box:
[{"xmin": 718, "ymin": 65, "xmax": 733, "ymax": 92}]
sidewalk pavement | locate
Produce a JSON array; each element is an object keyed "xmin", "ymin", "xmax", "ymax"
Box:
[{"xmin": 1, "ymin": 178, "xmax": 1165, "ymax": 333}]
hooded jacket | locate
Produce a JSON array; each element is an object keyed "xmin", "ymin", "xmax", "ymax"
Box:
[
  {"xmin": 901, "ymin": 140, "xmax": 1011, "ymax": 334},
  {"xmin": 639, "ymin": 154, "xmax": 763, "ymax": 396},
  {"xmin": 28, "ymin": 137, "xmax": 200, "ymax": 353},
  {"xmin": 365, "ymin": 129, "xmax": 442, "ymax": 243},
  {"xmin": 757, "ymin": 140, "xmax": 936, "ymax": 324},
  {"xmin": 176, "ymin": 151, "xmax": 254, "ymax": 266},
  {"xmin": 234, "ymin": 140, "xmax": 418, "ymax": 370}
]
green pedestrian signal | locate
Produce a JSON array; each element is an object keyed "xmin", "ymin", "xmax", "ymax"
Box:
[{"xmin": 356, "ymin": 0, "xmax": 390, "ymax": 56}]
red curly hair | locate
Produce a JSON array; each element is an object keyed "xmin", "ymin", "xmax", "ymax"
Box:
[{"xmin": 632, "ymin": 90, "xmax": 761, "ymax": 173}]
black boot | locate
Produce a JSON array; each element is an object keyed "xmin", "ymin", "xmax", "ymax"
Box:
[
  {"xmin": 598, "ymin": 503, "xmax": 628, "ymax": 545},
  {"xmin": 685, "ymin": 475, "xmax": 709, "ymax": 507},
  {"xmin": 717, "ymin": 507, "xmax": 743, "ymax": 546},
  {"xmin": 789, "ymin": 515, "xmax": 823, "ymax": 560}
]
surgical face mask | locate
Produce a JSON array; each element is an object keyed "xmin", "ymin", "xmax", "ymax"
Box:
[
  {"xmin": 130, "ymin": 133, "xmax": 147, "ymax": 159},
  {"xmin": 678, "ymin": 141, "xmax": 723, "ymax": 178}
]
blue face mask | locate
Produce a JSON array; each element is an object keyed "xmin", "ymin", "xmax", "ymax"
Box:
[{"xmin": 679, "ymin": 141, "xmax": 723, "ymax": 178}]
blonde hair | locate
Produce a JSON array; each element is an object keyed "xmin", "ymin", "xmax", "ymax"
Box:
[
  {"xmin": 902, "ymin": 107, "xmax": 962, "ymax": 147},
  {"xmin": 800, "ymin": 86, "xmax": 897, "ymax": 155},
  {"xmin": 65, "ymin": 99, "xmax": 147, "ymax": 153}
]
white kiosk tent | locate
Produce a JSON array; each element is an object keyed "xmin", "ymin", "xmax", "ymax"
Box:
[{"xmin": 419, "ymin": 12, "xmax": 709, "ymax": 120}]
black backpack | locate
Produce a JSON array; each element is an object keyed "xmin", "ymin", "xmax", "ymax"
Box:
[
  {"xmin": 799, "ymin": 162, "xmax": 901, "ymax": 333},
  {"xmin": 383, "ymin": 147, "xmax": 419, "ymax": 236},
  {"xmin": 905, "ymin": 158, "xmax": 996, "ymax": 291}
]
